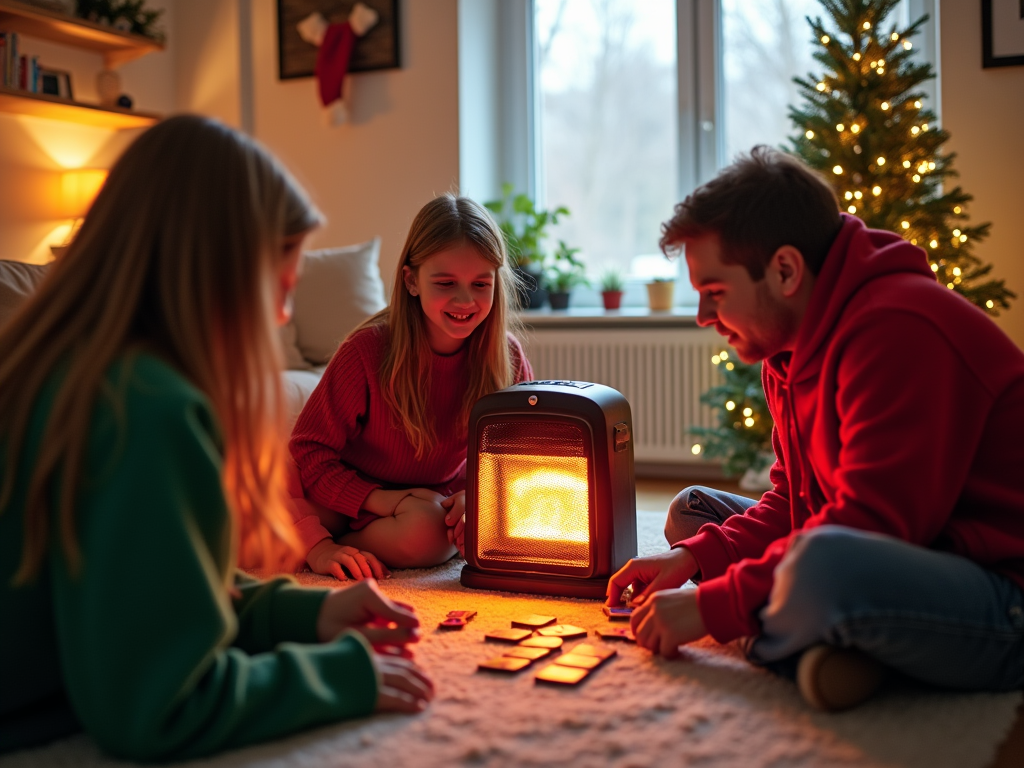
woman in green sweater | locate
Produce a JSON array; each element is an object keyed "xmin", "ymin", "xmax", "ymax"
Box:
[{"xmin": 0, "ymin": 115, "xmax": 434, "ymax": 761}]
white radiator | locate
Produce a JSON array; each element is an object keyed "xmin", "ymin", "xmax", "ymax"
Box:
[{"xmin": 521, "ymin": 327, "xmax": 725, "ymax": 465}]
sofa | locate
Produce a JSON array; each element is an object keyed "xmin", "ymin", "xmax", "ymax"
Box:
[{"xmin": 0, "ymin": 237, "xmax": 387, "ymax": 426}]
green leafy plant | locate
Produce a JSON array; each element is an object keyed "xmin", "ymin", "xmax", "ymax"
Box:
[
  {"xmin": 599, "ymin": 269, "xmax": 625, "ymax": 292},
  {"xmin": 76, "ymin": 0, "xmax": 165, "ymax": 41},
  {"xmin": 545, "ymin": 240, "xmax": 588, "ymax": 292},
  {"xmin": 649, "ymin": 276, "xmax": 674, "ymax": 283},
  {"xmin": 690, "ymin": 351, "xmax": 774, "ymax": 477},
  {"xmin": 484, "ymin": 183, "xmax": 569, "ymax": 270}
]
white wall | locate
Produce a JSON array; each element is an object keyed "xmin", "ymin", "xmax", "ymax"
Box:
[
  {"xmin": 249, "ymin": 0, "xmax": 460, "ymax": 289},
  {"xmin": 0, "ymin": 0, "xmax": 175, "ymax": 264},
  {"xmin": 940, "ymin": 0, "xmax": 1024, "ymax": 348}
]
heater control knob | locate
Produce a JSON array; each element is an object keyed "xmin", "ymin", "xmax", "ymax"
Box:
[
  {"xmin": 528, "ymin": 395, "xmax": 538, "ymax": 406},
  {"xmin": 613, "ymin": 422, "xmax": 631, "ymax": 452}
]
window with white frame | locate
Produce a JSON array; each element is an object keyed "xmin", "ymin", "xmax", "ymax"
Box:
[{"xmin": 519, "ymin": 0, "xmax": 939, "ymax": 308}]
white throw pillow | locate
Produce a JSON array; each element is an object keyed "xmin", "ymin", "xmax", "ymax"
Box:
[
  {"xmin": 0, "ymin": 260, "xmax": 49, "ymax": 330},
  {"xmin": 292, "ymin": 238, "xmax": 387, "ymax": 365}
]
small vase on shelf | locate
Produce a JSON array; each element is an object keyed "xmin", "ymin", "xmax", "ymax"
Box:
[{"xmin": 646, "ymin": 279, "xmax": 674, "ymax": 311}]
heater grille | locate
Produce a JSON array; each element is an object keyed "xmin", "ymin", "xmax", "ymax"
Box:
[{"xmin": 476, "ymin": 420, "xmax": 592, "ymax": 569}]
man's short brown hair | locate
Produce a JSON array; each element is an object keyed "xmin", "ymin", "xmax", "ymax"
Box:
[{"xmin": 660, "ymin": 146, "xmax": 842, "ymax": 280}]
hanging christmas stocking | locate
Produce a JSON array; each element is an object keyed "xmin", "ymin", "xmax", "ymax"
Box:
[{"xmin": 297, "ymin": 3, "xmax": 379, "ymax": 126}]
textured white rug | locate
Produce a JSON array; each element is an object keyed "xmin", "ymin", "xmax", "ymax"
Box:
[{"xmin": 4, "ymin": 511, "xmax": 1020, "ymax": 768}]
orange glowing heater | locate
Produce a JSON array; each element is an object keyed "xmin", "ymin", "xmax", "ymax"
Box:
[{"xmin": 461, "ymin": 381, "xmax": 637, "ymax": 598}]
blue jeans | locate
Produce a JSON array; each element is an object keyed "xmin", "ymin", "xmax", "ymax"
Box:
[{"xmin": 665, "ymin": 486, "xmax": 1024, "ymax": 691}]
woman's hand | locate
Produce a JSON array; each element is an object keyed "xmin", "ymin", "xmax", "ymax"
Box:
[
  {"xmin": 393, "ymin": 490, "xmax": 446, "ymax": 519},
  {"xmin": 316, "ymin": 579, "xmax": 420, "ymax": 649},
  {"xmin": 441, "ymin": 491, "xmax": 466, "ymax": 557},
  {"xmin": 307, "ymin": 539, "xmax": 390, "ymax": 581},
  {"xmin": 373, "ymin": 653, "xmax": 435, "ymax": 713}
]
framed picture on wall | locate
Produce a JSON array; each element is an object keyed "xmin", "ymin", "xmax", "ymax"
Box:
[
  {"xmin": 277, "ymin": 0, "xmax": 400, "ymax": 80},
  {"xmin": 982, "ymin": 0, "xmax": 1024, "ymax": 68}
]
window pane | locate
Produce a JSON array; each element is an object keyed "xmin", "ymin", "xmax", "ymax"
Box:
[
  {"xmin": 721, "ymin": 0, "xmax": 911, "ymax": 162},
  {"xmin": 536, "ymin": 0, "xmax": 679, "ymax": 295},
  {"xmin": 721, "ymin": 0, "xmax": 823, "ymax": 162}
]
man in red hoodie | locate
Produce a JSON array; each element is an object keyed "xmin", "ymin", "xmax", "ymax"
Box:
[{"xmin": 608, "ymin": 146, "xmax": 1024, "ymax": 711}]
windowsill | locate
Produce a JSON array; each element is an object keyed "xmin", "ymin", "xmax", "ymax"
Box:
[{"xmin": 518, "ymin": 306, "xmax": 700, "ymax": 329}]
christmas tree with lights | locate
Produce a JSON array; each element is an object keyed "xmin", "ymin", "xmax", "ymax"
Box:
[
  {"xmin": 693, "ymin": 0, "xmax": 1014, "ymax": 481},
  {"xmin": 691, "ymin": 351, "xmax": 774, "ymax": 480},
  {"xmin": 790, "ymin": 0, "xmax": 1014, "ymax": 312}
]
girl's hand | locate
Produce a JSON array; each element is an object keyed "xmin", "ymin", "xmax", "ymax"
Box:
[
  {"xmin": 307, "ymin": 539, "xmax": 390, "ymax": 581},
  {"xmin": 364, "ymin": 488, "xmax": 445, "ymax": 516},
  {"xmin": 393, "ymin": 491, "xmax": 446, "ymax": 519},
  {"xmin": 630, "ymin": 587, "xmax": 708, "ymax": 659},
  {"xmin": 441, "ymin": 491, "xmax": 466, "ymax": 557},
  {"xmin": 316, "ymin": 579, "xmax": 420, "ymax": 647},
  {"xmin": 373, "ymin": 653, "xmax": 435, "ymax": 714}
]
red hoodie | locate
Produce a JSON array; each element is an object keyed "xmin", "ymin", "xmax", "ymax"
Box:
[{"xmin": 683, "ymin": 214, "xmax": 1024, "ymax": 643}]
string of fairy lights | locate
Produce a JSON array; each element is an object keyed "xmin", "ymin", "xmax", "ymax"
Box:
[{"xmin": 792, "ymin": 11, "xmax": 1002, "ymax": 312}]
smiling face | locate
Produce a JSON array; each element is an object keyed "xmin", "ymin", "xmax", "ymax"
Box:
[
  {"xmin": 404, "ymin": 242, "xmax": 497, "ymax": 355},
  {"xmin": 685, "ymin": 231, "xmax": 804, "ymax": 363}
]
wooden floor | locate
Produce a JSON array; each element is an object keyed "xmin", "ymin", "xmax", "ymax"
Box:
[{"xmin": 633, "ymin": 477, "xmax": 1024, "ymax": 768}]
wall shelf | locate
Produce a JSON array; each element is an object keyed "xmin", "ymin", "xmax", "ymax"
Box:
[
  {"xmin": 0, "ymin": 85, "xmax": 158, "ymax": 128},
  {"xmin": 0, "ymin": 0, "xmax": 163, "ymax": 69}
]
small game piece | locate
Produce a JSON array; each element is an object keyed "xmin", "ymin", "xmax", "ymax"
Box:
[
  {"xmin": 519, "ymin": 636, "xmax": 563, "ymax": 650},
  {"xmin": 535, "ymin": 663, "xmax": 589, "ymax": 686},
  {"xmin": 511, "ymin": 614, "xmax": 557, "ymax": 629},
  {"xmin": 572, "ymin": 643, "xmax": 617, "ymax": 661},
  {"xmin": 603, "ymin": 605, "xmax": 633, "ymax": 621},
  {"xmin": 537, "ymin": 624, "xmax": 587, "ymax": 639},
  {"xmin": 620, "ymin": 584, "xmax": 635, "ymax": 607},
  {"xmin": 438, "ymin": 617, "xmax": 467, "ymax": 629},
  {"xmin": 447, "ymin": 610, "xmax": 477, "ymax": 621},
  {"xmin": 595, "ymin": 627, "xmax": 636, "ymax": 642},
  {"xmin": 478, "ymin": 656, "xmax": 532, "ymax": 673},
  {"xmin": 504, "ymin": 646, "xmax": 552, "ymax": 661},
  {"xmin": 485, "ymin": 628, "xmax": 534, "ymax": 643},
  {"xmin": 553, "ymin": 653, "xmax": 602, "ymax": 670}
]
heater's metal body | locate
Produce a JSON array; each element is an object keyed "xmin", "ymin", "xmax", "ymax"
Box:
[{"xmin": 461, "ymin": 381, "xmax": 637, "ymax": 599}]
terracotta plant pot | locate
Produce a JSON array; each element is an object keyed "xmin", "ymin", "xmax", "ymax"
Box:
[
  {"xmin": 646, "ymin": 281, "xmax": 675, "ymax": 311},
  {"xmin": 601, "ymin": 290, "xmax": 624, "ymax": 310},
  {"xmin": 548, "ymin": 291, "xmax": 571, "ymax": 310}
]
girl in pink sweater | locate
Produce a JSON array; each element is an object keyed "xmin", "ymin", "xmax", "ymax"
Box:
[{"xmin": 289, "ymin": 195, "xmax": 533, "ymax": 579}]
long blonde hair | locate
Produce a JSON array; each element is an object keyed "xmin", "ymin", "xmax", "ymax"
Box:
[
  {"xmin": 363, "ymin": 194, "xmax": 521, "ymax": 458},
  {"xmin": 0, "ymin": 115, "xmax": 322, "ymax": 582}
]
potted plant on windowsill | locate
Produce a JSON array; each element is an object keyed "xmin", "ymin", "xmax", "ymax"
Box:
[
  {"xmin": 646, "ymin": 277, "xmax": 675, "ymax": 311},
  {"xmin": 484, "ymin": 183, "xmax": 569, "ymax": 310},
  {"xmin": 545, "ymin": 240, "xmax": 587, "ymax": 310},
  {"xmin": 599, "ymin": 269, "xmax": 625, "ymax": 310}
]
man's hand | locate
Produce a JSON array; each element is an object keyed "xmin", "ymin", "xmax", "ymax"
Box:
[
  {"xmin": 441, "ymin": 491, "xmax": 466, "ymax": 557},
  {"xmin": 307, "ymin": 539, "xmax": 390, "ymax": 581},
  {"xmin": 630, "ymin": 587, "xmax": 708, "ymax": 658},
  {"xmin": 606, "ymin": 547, "xmax": 700, "ymax": 606},
  {"xmin": 316, "ymin": 579, "xmax": 420, "ymax": 649}
]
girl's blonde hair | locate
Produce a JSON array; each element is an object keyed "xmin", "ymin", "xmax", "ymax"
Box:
[
  {"xmin": 0, "ymin": 114, "xmax": 323, "ymax": 583},
  {"xmin": 365, "ymin": 194, "xmax": 521, "ymax": 457}
]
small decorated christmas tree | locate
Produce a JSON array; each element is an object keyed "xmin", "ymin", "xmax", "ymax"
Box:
[{"xmin": 790, "ymin": 0, "xmax": 1013, "ymax": 312}]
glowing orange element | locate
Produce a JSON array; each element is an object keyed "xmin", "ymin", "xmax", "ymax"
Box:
[
  {"xmin": 60, "ymin": 169, "xmax": 107, "ymax": 218},
  {"xmin": 477, "ymin": 453, "xmax": 590, "ymax": 568}
]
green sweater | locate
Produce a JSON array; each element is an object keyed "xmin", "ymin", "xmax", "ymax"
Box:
[{"xmin": 0, "ymin": 354, "xmax": 378, "ymax": 761}]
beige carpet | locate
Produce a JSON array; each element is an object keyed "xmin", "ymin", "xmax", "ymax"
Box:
[{"xmin": 4, "ymin": 511, "xmax": 1020, "ymax": 768}]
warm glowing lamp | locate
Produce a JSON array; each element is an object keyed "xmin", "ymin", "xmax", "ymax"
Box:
[
  {"xmin": 462, "ymin": 381, "xmax": 637, "ymax": 598},
  {"xmin": 51, "ymin": 169, "xmax": 108, "ymax": 257}
]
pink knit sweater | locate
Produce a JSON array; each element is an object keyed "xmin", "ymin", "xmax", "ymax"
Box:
[{"xmin": 288, "ymin": 324, "xmax": 533, "ymax": 553}]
